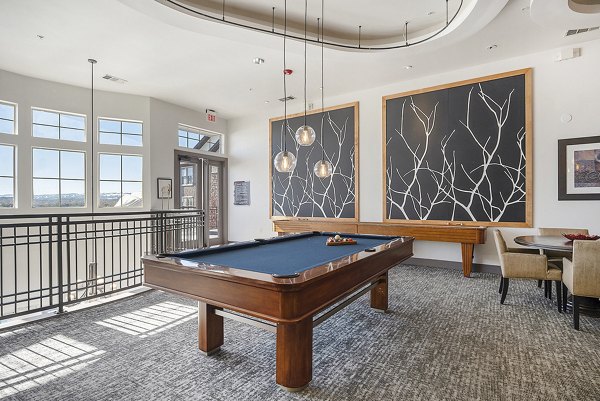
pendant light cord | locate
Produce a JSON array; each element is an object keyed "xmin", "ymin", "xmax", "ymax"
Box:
[
  {"xmin": 320, "ymin": 0, "xmax": 325, "ymax": 161},
  {"xmin": 282, "ymin": 0, "xmax": 287, "ymax": 153},
  {"xmin": 303, "ymin": 0, "xmax": 307, "ymax": 127},
  {"xmin": 88, "ymin": 59, "xmax": 97, "ymax": 213}
]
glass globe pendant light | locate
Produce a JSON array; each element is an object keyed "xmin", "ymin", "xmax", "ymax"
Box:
[
  {"xmin": 295, "ymin": 0, "xmax": 315, "ymax": 147},
  {"xmin": 314, "ymin": 158, "xmax": 333, "ymax": 178},
  {"xmin": 274, "ymin": 144, "xmax": 297, "ymax": 173},
  {"xmin": 313, "ymin": 4, "xmax": 332, "ymax": 179},
  {"xmin": 273, "ymin": 0, "xmax": 297, "ymax": 173}
]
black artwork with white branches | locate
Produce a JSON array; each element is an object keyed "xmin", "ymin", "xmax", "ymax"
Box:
[
  {"xmin": 271, "ymin": 105, "xmax": 356, "ymax": 218},
  {"xmin": 386, "ymin": 74, "xmax": 527, "ymax": 223}
]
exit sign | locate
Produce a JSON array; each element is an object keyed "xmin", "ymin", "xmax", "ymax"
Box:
[{"xmin": 206, "ymin": 109, "xmax": 217, "ymax": 123}]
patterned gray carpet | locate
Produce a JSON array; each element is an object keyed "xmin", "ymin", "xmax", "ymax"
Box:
[{"xmin": 1, "ymin": 265, "xmax": 600, "ymax": 401}]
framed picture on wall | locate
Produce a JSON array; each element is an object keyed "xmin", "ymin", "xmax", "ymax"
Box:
[
  {"xmin": 558, "ymin": 135, "xmax": 600, "ymax": 200},
  {"xmin": 157, "ymin": 178, "xmax": 173, "ymax": 199}
]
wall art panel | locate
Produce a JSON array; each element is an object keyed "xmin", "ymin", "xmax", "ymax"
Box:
[
  {"xmin": 384, "ymin": 69, "xmax": 532, "ymax": 227},
  {"xmin": 270, "ymin": 102, "xmax": 358, "ymax": 220}
]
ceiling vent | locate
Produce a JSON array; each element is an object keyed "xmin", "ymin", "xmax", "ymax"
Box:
[
  {"xmin": 278, "ymin": 95, "xmax": 296, "ymax": 102},
  {"xmin": 102, "ymin": 74, "xmax": 128, "ymax": 84},
  {"xmin": 565, "ymin": 26, "xmax": 599, "ymax": 36}
]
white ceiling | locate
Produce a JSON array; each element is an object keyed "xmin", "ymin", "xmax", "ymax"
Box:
[{"xmin": 0, "ymin": 0, "xmax": 599, "ymax": 120}]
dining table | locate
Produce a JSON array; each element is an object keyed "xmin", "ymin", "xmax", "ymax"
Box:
[
  {"xmin": 513, "ymin": 235, "xmax": 574, "ymax": 252},
  {"xmin": 514, "ymin": 235, "xmax": 600, "ymax": 316}
]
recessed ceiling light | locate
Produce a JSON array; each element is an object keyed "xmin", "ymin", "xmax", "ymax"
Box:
[
  {"xmin": 253, "ymin": 57, "xmax": 265, "ymax": 64},
  {"xmin": 404, "ymin": 65, "xmax": 413, "ymax": 69},
  {"xmin": 36, "ymin": 34, "xmax": 44, "ymax": 40},
  {"xmin": 264, "ymin": 100, "xmax": 270, "ymax": 104},
  {"xmin": 427, "ymin": 11, "xmax": 435, "ymax": 16},
  {"xmin": 487, "ymin": 44, "xmax": 498, "ymax": 50},
  {"xmin": 521, "ymin": 6, "xmax": 530, "ymax": 12}
]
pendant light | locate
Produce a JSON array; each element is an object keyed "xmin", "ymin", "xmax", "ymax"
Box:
[
  {"xmin": 314, "ymin": 0, "xmax": 332, "ymax": 179},
  {"xmin": 294, "ymin": 0, "xmax": 315, "ymax": 146},
  {"xmin": 274, "ymin": 0, "xmax": 297, "ymax": 173}
]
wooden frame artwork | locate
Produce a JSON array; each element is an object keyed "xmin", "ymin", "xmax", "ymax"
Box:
[
  {"xmin": 383, "ymin": 68, "xmax": 533, "ymax": 227},
  {"xmin": 558, "ymin": 135, "xmax": 600, "ymax": 200},
  {"xmin": 269, "ymin": 102, "xmax": 359, "ymax": 222}
]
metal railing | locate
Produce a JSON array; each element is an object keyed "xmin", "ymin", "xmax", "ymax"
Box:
[{"xmin": 0, "ymin": 209, "xmax": 204, "ymax": 320}]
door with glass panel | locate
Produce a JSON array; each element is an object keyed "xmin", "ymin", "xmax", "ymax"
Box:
[
  {"xmin": 176, "ymin": 154, "xmax": 225, "ymax": 247},
  {"xmin": 206, "ymin": 161, "xmax": 223, "ymax": 245}
]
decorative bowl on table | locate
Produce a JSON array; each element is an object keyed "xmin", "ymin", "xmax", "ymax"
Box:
[{"xmin": 562, "ymin": 233, "xmax": 600, "ymax": 241}]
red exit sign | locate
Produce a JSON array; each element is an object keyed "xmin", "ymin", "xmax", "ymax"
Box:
[{"xmin": 206, "ymin": 109, "xmax": 217, "ymax": 123}]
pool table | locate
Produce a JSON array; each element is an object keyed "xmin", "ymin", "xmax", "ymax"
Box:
[{"xmin": 142, "ymin": 232, "xmax": 413, "ymax": 391}]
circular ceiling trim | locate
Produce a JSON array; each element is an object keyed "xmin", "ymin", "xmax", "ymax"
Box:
[{"xmin": 159, "ymin": 0, "xmax": 465, "ymax": 51}]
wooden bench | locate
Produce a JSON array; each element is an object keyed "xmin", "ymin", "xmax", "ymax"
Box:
[{"xmin": 272, "ymin": 220, "xmax": 486, "ymax": 277}]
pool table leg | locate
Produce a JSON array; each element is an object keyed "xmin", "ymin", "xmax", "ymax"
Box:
[
  {"xmin": 461, "ymin": 243, "xmax": 474, "ymax": 277},
  {"xmin": 198, "ymin": 301, "xmax": 224, "ymax": 356},
  {"xmin": 276, "ymin": 318, "xmax": 312, "ymax": 391},
  {"xmin": 370, "ymin": 272, "xmax": 388, "ymax": 312}
]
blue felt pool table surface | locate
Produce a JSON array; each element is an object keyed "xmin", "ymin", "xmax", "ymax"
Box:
[{"xmin": 169, "ymin": 232, "xmax": 398, "ymax": 277}]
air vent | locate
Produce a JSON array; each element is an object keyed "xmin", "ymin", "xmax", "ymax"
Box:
[
  {"xmin": 278, "ymin": 96, "xmax": 295, "ymax": 102},
  {"xmin": 565, "ymin": 26, "xmax": 599, "ymax": 36},
  {"xmin": 102, "ymin": 74, "xmax": 128, "ymax": 84}
]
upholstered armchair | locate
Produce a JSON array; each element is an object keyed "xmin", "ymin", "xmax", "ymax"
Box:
[
  {"xmin": 562, "ymin": 240, "xmax": 600, "ymax": 330},
  {"xmin": 494, "ymin": 230, "xmax": 563, "ymax": 311}
]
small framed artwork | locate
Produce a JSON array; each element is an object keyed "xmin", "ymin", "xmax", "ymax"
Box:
[
  {"xmin": 558, "ymin": 135, "xmax": 600, "ymax": 200},
  {"xmin": 157, "ymin": 178, "xmax": 173, "ymax": 199}
]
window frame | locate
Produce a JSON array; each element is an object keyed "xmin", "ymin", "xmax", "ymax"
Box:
[
  {"xmin": 31, "ymin": 146, "xmax": 87, "ymax": 209},
  {"xmin": 0, "ymin": 143, "xmax": 16, "ymax": 208},
  {"xmin": 177, "ymin": 124, "xmax": 222, "ymax": 153},
  {"xmin": 0, "ymin": 100, "xmax": 17, "ymax": 136},
  {"xmin": 98, "ymin": 152, "xmax": 144, "ymax": 209},
  {"xmin": 31, "ymin": 107, "xmax": 86, "ymax": 142},
  {"xmin": 98, "ymin": 117, "xmax": 143, "ymax": 147}
]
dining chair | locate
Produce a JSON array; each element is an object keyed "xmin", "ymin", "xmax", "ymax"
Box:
[
  {"xmin": 536, "ymin": 227, "xmax": 589, "ymax": 294},
  {"xmin": 561, "ymin": 240, "xmax": 600, "ymax": 330},
  {"xmin": 493, "ymin": 230, "xmax": 563, "ymax": 312}
]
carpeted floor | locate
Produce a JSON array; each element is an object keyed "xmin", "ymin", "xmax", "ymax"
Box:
[{"xmin": 1, "ymin": 264, "xmax": 600, "ymax": 401}]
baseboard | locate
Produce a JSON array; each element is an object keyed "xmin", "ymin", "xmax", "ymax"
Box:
[{"xmin": 404, "ymin": 257, "xmax": 500, "ymax": 275}]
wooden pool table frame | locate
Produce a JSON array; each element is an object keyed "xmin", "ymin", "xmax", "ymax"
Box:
[{"xmin": 142, "ymin": 234, "xmax": 413, "ymax": 391}]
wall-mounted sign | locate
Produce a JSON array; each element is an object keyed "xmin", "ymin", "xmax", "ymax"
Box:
[{"xmin": 234, "ymin": 181, "xmax": 250, "ymax": 205}]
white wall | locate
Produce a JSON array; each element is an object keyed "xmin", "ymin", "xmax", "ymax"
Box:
[
  {"xmin": 149, "ymin": 98, "xmax": 227, "ymax": 209},
  {"xmin": 227, "ymin": 38, "xmax": 600, "ymax": 266},
  {"xmin": 0, "ymin": 69, "xmax": 227, "ymax": 214}
]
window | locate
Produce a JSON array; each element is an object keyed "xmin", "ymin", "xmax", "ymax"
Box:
[
  {"xmin": 180, "ymin": 166, "xmax": 194, "ymax": 186},
  {"xmin": 0, "ymin": 101, "xmax": 16, "ymax": 135},
  {"xmin": 99, "ymin": 154, "xmax": 143, "ymax": 208},
  {"xmin": 32, "ymin": 109, "xmax": 85, "ymax": 142},
  {"xmin": 0, "ymin": 144, "xmax": 15, "ymax": 208},
  {"xmin": 98, "ymin": 118, "xmax": 143, "ymax": 146},
  {"xmin": 32, "ymin": 148, "xmax": 85, "ymax": 208},
  {"xmin": 178, "ymin": 125, "xmax": 222, "ymax": 153}
]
